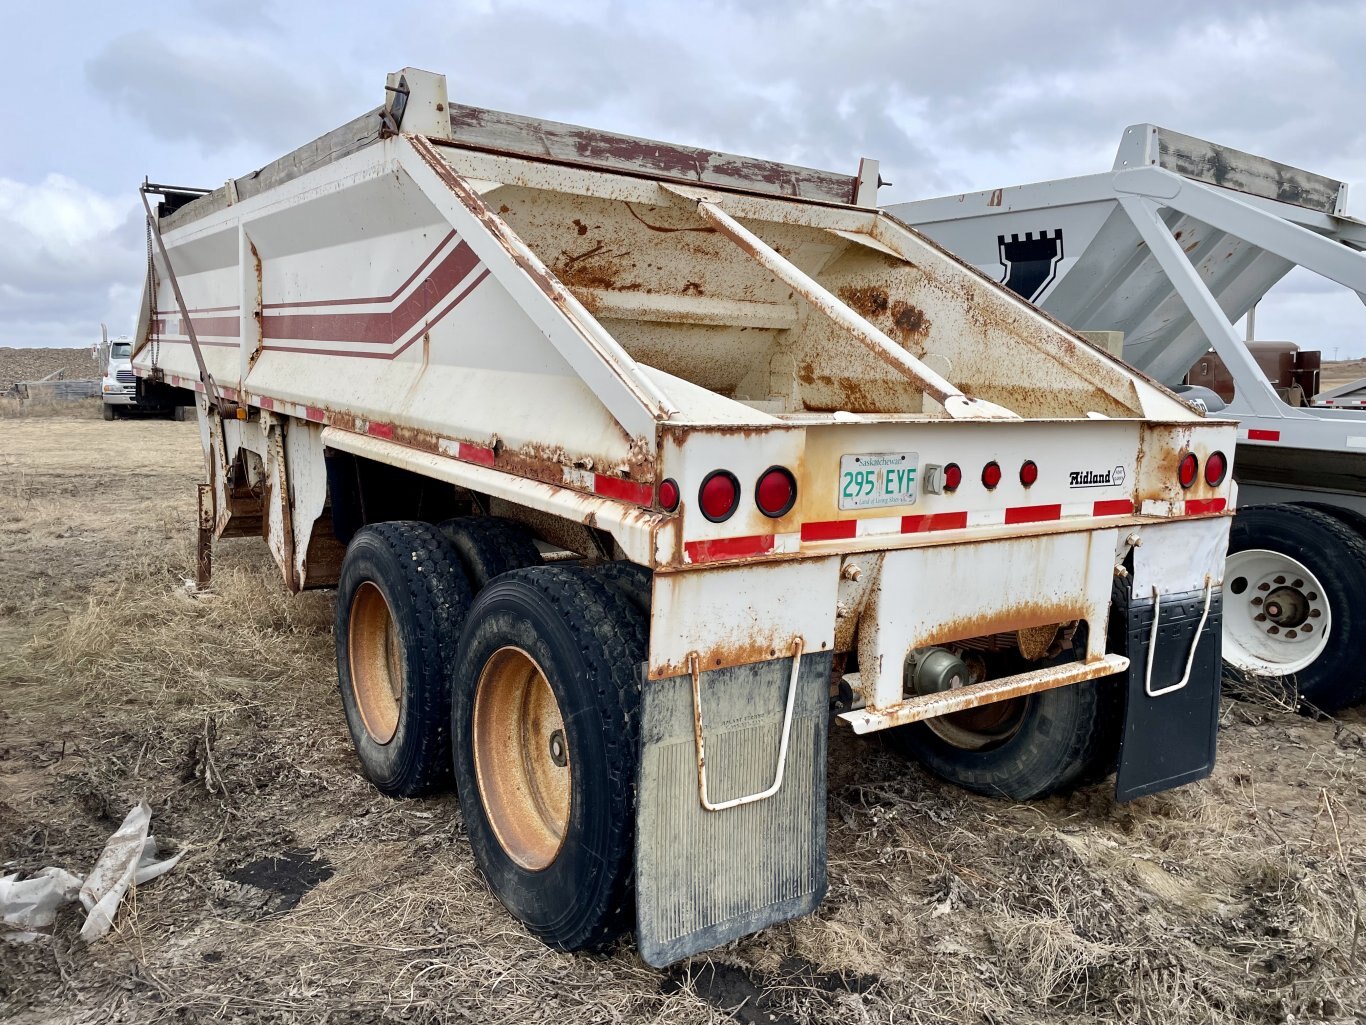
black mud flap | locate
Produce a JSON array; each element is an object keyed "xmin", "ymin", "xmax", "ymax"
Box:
[
  {"xmin": 1115, "ymin": 586, "xmax": 1224, "ymax": 801},
  {"xmin": 635, "ymin": 652, "xmax": 831, "ymax": 968}
]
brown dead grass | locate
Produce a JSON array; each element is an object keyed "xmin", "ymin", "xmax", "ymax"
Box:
[
  {"xmin": 0, "ymin": 396, "xmax": 103, "ymax": 419},
  {"xmin": 2, "ymin": 417, "xmax": 1365, "ymax": 1024}
]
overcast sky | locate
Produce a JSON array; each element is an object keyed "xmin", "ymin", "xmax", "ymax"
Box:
[{"xmin": 4, "ymin": 0, "xmax": 1365, "ymax": 356}]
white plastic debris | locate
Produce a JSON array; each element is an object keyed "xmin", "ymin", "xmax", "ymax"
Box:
[{"xmin": 0, "ymin": 801, "xmax": 182, "ymax": 943}]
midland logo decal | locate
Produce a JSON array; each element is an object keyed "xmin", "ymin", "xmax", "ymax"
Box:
[
  {"xmin": 1069, "ymin": 466, "xmax": 1127, "ymax": 489},
  {"xmin": 997, "ymin": 229, "xmax": 1064, "ymax": 303}
]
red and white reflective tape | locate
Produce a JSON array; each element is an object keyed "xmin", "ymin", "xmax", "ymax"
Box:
[
  {"xmin": 561, "ymin": 467, "xmax": 654, "ymax": 506},
  {"xmin": 1141, "ymin": 497, "xmax": 1229, "ymax": 517},
  {"xmin": 799, "ymin": 498, "xmax": 1137, "ymax": 543}
]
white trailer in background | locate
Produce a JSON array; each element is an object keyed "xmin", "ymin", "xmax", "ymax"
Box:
[
  {"xmin": 891, "ymin": 125, "xmax": 1366, "ymax": 711},
  {"xmin": 133, "ymin": 71, "xmax": 1233, "ymax": 965}
]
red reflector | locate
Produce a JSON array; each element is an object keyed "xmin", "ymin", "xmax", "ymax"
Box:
[
  {"xmin": 1247, "ymin": 429, "xmax": 1280, "ymax": 442},
  {"xmin": 1204, "ymin": 450, "xmax": 1227, "ymax": 486},
  {"xmin": 801, "ymin": 519, "xmax": 858, "ymax": 542},
  {"xmin": 1185, "ymin": 497, "xmax": 1228, "ymax": 515},
  {"xmin": 684, "ymin": 534, "xmax": 775, "ymax": 563},
  {"xmin": 943, "ymin": 463, "xmax": 962, "ymax": 492},
  {"xmin": 755, "ymin": 466, "xmax": 797, "ymax": 518},
  {"xmin": 594, "ymin": 473, "xmax": 653, "ymax": 506},
  {"xmin": 982, "ymin": 461, "xmax": 1002, "ymax": 490},
  {"xmin": 658, "ymin": 478, "xmax": 680, "ymax": 512},
  {"xmin": 1092, "ymin": 499, "xmax": 1134, "ymax": 517},
  {"xmin": 1019, "ymin": 460, "xmax": 1038, "ymax": 487},
  {"xmin": 1177, "ymin": 452, "xmax": 1198, "ymax": 489},
  {"xmin": 901, "ymin": 511, "xmax": 969, "ymax": 533},
  {"xmin": 699, "ymin": 470, "xmax": 740, "ymax": 522},
  {"xmin": 1004, "ymin": 503, "xmax": 1062, "ymax": 525}
]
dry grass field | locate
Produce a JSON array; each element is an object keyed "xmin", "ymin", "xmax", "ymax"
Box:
[{"xmin": 2, "ymin": 415, "xmax": 1364, "ymax": 1025}]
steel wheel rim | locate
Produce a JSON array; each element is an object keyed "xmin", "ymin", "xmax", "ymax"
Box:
[
  {"xmin": 349, "ymin": 581, "xmax": 404, "ymax": 744},
  {"xmin": 924, "ymin": 698, "xmax": 1027, "ymax": 751},
  {"xmin": 1224, "ymin": 549, "xmax": 1330, "ymax": 676},
  {"xmin": 472, "ymin": 647, "xmax": 571, "ymax": 871}
]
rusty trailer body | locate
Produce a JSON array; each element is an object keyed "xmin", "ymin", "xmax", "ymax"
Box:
[{"xmin": 133, "ymin": 70, "xmax": 1234, "ymax": 966}]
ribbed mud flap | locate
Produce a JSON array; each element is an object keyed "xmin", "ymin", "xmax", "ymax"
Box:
[
  {"xmin": 635, "ymin": 652, "xmax": 831, "ymax": 967},
  {"xmin": 1115, "ymin": 588, "xmax": 1224, "ymax": 801}
]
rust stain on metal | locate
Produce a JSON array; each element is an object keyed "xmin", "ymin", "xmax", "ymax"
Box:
[
  {"xmin": 572, "ymin": 218, "xmax": 589, "ymax": 236},
  {"xmin": 835, "ymin": 284, "xmax": 930, "ymax": 347},
  {"xmin": 921, "ymin": 598, "xmax": 1088, "ymax": 651}
]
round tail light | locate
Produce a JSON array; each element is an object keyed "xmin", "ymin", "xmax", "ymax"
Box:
[
  {"xmin": 755, "ymin": 466, "xmax": 797, "ymax": 518},
  {"xmin": 1020, "ymin": 460, "xmax": 1038, "ymax": 487},
  {"xmin": 699, "ymin": 470, "xmax": 740, "ymax": 522},
  {"xmin": 982, "ymin": 461, "xmax": 1002, "ymax": 490},
  {"xmin": 658, "ymin": 478, "xmax": 680, "ymax": 512},
  {"xmin": 1178, "ymin": 452, "xmax": 1199, "ymax": 489},
  {"xmin": 1204, "ymin": 451, "xmax": 1227, "ymax": 486},
  {"xmin": 943, "ymin": 463, "xmax": 962, "ymax": 492}
]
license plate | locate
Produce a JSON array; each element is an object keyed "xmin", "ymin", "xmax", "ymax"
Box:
[{"xmin": 838, "ymin": 452, "xmax": 918, "ymax": 510}]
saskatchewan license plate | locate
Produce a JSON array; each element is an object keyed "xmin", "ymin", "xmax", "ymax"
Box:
[{"xmin": 838, "ymin": 452, "xmax": 918, "ymax": 510}]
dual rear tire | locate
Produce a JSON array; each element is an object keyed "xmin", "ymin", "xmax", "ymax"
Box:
[{"xmin": 335, "ymin": 518, "xmax": 647, "ymax": 950}]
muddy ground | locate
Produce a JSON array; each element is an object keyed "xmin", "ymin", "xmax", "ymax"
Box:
[{"xmin": 1, "ymin": 416, "xmax": 1364, "ymax": 1024}]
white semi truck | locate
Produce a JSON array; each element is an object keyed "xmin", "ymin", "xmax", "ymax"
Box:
[
  {"xmin": 890, "ymin": 125, "xmax": 1366, "ymax": 712},
  {"xmin": 133, "ymin": 70, "xmax": 1234, "ymax": 965}
]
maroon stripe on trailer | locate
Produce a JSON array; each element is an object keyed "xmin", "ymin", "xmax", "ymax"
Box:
[
  {"xmin": 684, "ymin": 535, "xmax": 775, "ymax": 563},
  {"xmin": 1092, "ymin": 499, "xmax": 1135, "ymax": 517},
  {"xmin": 260, "ymin": 231, "xmax": 458, "ymax": 309},
  {"xmin": 1184, "ymin": 498, "xmax": 1228, "ymax": 515},
  {"xmin": 900, "ymin": 511, "xmax": 969, "ymax": 533},
  {"xmin": 457, "ymin": 442, "xmax": 496, "ymax": 466},
  {"xmin": 155, "ymin": 305, "xmax": 240, "ymax": 315},
  {"xmin": 801, "ymin": 520, "xmax": 858, "ymax": 542},
  {"xmin": 261, "ymin": 242, "xmax": 481, "ymax": 343},
  {"xmin": 1004, "ymin": 503, "xmax": 1062, "ymax": 525},
  {"xmin": 1247, "ymin": 429, "xmax": 1280, "ymax": 442},
  {"xmin": 593, "ymin": 474, "xmax": 653, "ymax": 506}
]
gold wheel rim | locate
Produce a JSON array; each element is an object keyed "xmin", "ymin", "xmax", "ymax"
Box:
[
  {"xmin": 349, "ymin": 581, "xmax": 403, "ymax": 745},
  {"xmin": 472, "ymin": 647, "xmax": 571, "ymax": 871}
]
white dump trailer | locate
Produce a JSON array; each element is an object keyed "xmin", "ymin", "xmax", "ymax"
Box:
[
  {"xmin": 890, "ymin": 125, "xmax": 1366, "ymax": 711},
  {"xmin": 133, "ymin": 70, "xmax": 1234, "ymax": 965}
]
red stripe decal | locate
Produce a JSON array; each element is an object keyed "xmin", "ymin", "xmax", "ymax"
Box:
[
  {"xmin": 1004, "ymin": 503, "xmax": 1063, "ymax": 525},
  {"xmin": 685, "ymin": 535, "xmax": 775, "ymax": 562},
  {"xmin": 305, "ymin": 406, "xmax": 325, "ymax": 422},
  {"xmin": 262, "ymin": 243, "xmax": 480, "ymax": 344},
  {"xmin": 456, "ymin": 442, "xmax": 496, "ymax": 466},
  {"xmin": 593, "ymin": 474, "xmax": 653, "ymax": 506},
  {"xmin": 366, "ymin": 422, "xmax": 394, "ymax": 440},
  {"xmin": 901, "ymin": 511, "xmax": 969, "ymax": 533},
  {"xmin": 1092, "ymin": 499, "xmax": 1134, "ymax": 517},
  {"xmin": 1185, "ymin": 498, "xmax": 1228, "ymax": 515},
  {"xmin": 1247, "ymin": 429, "xmax": 1280, "ymax": 442},
  {"xmin": 801, "ymin": 520, "xmax": 858, "ymax": 542},
  {"xmin": 260, "ymin": 231, "xmax": 458, "ymax": 310}
]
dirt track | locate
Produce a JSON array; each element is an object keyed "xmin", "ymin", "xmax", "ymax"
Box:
[{"xmin": 2, "ymin": 417, "xmax": 1364, "ymax": 1024}]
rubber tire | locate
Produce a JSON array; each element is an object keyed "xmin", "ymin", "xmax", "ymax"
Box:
[
  {"xmin": 1292, "ymin": 500, "xmax": 1366, "ymax": 539},
  {"xmin": 335, "ymin": 522, "xmax": 472, "ymax": 797},
  {"xmin": 102, "ymin": 403, "xmax": 115, "ymax": 421},
  {"xmin": 451, "ymin": 565, "xmax": 646, "ymax": 951},
  {"xmin": 590, "ymin": 561, "xmax": 652, "ymax": 617},
  {"xmin": 885, "ymin": 664, "xmax": 1117, "ymax": 802},
  {"xmin": 1227, "ymin": 504, "xmax": 1366, "ymax": 711},
  {"xmin": 436, "ymin": 516, "xmax": 542, "ymax": 592}
]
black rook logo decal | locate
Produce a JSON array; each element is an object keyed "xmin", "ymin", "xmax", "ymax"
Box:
[{"xmin": 997, "ymin": 229, "xmax": 1064, "ymax": 303}]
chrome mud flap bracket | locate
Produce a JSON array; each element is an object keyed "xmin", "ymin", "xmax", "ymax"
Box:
[
  {"xmin": 635, "ymin": 650, "xmax": 832, "ymax": 967},
  {"xmin": 1114, "ymin": 582, "xmax": 1224, "ymax": 801}
]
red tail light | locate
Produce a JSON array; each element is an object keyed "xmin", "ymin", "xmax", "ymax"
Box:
[
  {"xmin": 1019, "ymin": 460, "xmax": 1038, "ymax": 487},
  {"xmin": 755, "ymin": 466, "xmax": 797, "ymax": 518},
  {"xmin": 982, "ymin": 461, "xmax": 1002, "ymax": 490},
  {"xmin": 658, "ymin": 478, "xmax": 680, "ymax": 512},
  {"xmin": 699, "ymin": 470, "xmax": 740, "ymax": 522},
  {"xmin": 1178, "ymin": 452, "xmax": 1199, "ymax": 489},
  {"xmin": 943, "ymin": 463, "xmax": 962, "ymax": 492},
  {"xmin": 1204, "ymin": 451, "xmax": 1227, "ymax": 486}
]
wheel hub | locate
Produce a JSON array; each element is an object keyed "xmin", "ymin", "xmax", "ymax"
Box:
[
  {"xmin": 1224, "ymin": 550, "xmax": 1330, "ymax": 675},
  {"xmin": 472, "ymin": 647, "xmax": 571, "ymax": 871},
  {"xmin": 348, "ymin": 581, "xmax": 403, "ymax": 745}
]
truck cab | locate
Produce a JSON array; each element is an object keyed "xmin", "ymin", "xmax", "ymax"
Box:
[{"xmin": 103, "ymin": 337, "xmax": 184, "ymax": 420}]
